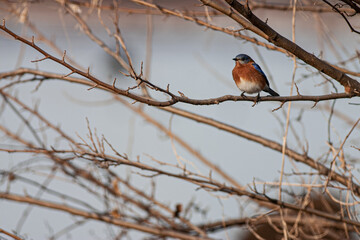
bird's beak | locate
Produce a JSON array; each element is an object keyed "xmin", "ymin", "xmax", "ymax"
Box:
[{"xmin": 232, "ymin": 58, "xmax": 237, "ymax": 61}]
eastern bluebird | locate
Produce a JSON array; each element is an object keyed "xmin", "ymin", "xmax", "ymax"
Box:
[{"xmin": 232, "ymin": 54, "xmax": 279, "ymax": 99}]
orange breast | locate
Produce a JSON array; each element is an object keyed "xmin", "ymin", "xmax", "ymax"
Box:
[{"xmin": 232, "ymin": 62, "xmax": 267, "ymax": 89}]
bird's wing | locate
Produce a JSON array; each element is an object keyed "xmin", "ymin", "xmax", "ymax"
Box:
[{"xmin": 252, "ymin": 63, "xmax": 270, "ymax": 86}]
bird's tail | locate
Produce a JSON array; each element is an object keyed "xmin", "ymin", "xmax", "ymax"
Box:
[{"xmin": 264, "ymin": 87, "xmax": 279, "ymax": 96}]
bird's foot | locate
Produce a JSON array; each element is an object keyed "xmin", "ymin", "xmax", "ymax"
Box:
[{"xmin": 251, "ymin": 93, "xmax": 260, "ymax": 107}]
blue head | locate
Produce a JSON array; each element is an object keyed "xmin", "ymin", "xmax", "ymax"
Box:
[{"xmin": 232, "ymin": 54, "xmax": 253, "ymax": 64}]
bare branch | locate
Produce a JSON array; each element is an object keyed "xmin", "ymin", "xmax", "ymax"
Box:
[{"xmin": 201, "ymin": 0, "xmax": 360, "ymax": 93}]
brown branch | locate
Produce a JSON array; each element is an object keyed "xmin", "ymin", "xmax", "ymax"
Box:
[
  {"xmin": 53, "ymin": 0, "xmax": 356, "ymax": 14},
  {"xmin": 0, "ymin": 22, "xmax": 176, "ymax": 106},
  {"xmin": 62, "ymin": 4, "xmax": 131, "ymax": 72},
  {"xmin": 108, "ymin": 172, "xmax": 206, "ymax": 236},
  {"xmin": 83, "ymin": 0, "xmax": 360, "ymax": 79},
  {"xmin": 1, "ymin": 4, "xmax": 359, "ymax": 237},
  {"xmin": 2, "ymin": 69, "xmax": 359, "ymax": 197},
  {"xmin": 0, "ymin": 92, "xmax": 207, "ymax": 236},
  {"xmin": 250, "ymin": 1, "xmax": 355, "ymax": 14},
  {"xmin": 340, "ymin": 0, "xmax": 360, "ymax": 14},
  {"xmin": 0, "ymin": 68, "xmax": 358, "ymax": 107},
  {"xmin": 2, "ymin": 68, "xmax": 360, "ymax": 198},
  {"xmin": 1, "ymin": 94, "xmax": 360, "ymax": 231},
  {"xmin": 1, "ymin": 100, "xmax": 358, "ymax": 232},
  {"xmin": 113, "ymin": 96, "xmax": 245, "ymax": 190},
  {"xmin": 8, "ymin": 7, "xmax": 85, "ymax": 71},
  {"xmin": 322, "ymin": 0, "xmax": 360, "ymax": 34},
  {"xmin": 0, "ymin": 170, "xmax": 97, "ymax": 211},
  {"xmin": 331, "ymin": 63, "xmax": 360, "ymax": 78},
  {"xmin": 2, "ymin": 143, "xmax": 360, "ymax": 231},
  {"xmin": 159, "ymin": 106, "xmax": 360, "ymax": 197},
  {"xmin": 133, "ymin": 0, "xmax": 360, "ymax": 79},
  {"xmin": 133, "ymin": 0, "xmax": 289, "ymax": 55},
  {"xmin": 325, "ymin": 118, "xmax": 360, "ymax": 189},
  {"xmin": 0, "ymin": 192, "xmax": 210, "ymax": 240},
  {"xmin": 201, "ymin": 0, "xmax": 360, "ymax": 93},
  {"xmin": 195, "ymin": 215, "xmax": 356, "ymax": 233},
  {"xmin": 0, "ymin": 228, "xmax": 23, "ymax": 240}
]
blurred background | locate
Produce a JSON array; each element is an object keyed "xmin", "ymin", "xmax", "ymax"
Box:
[{"xmin": 1, "ymin": 0, "xmax": 360, "ymax": 239}]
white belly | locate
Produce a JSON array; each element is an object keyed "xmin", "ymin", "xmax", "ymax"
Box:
[{"xmin": 236, "ymin": 78, "xmax": 262, "ymax": 94}]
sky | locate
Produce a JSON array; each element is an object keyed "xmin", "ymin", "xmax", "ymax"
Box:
[{"xmin": 1, "ymin": 1, "xmax": 360, "ymax": 239}]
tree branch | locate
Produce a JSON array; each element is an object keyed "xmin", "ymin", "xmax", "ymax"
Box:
[
  {"xmin": 0, "ymin": 192, "xmax": 210, "ymax": 240},
  {"xmin": 0, "ymin": 68, "xmax": 358, "ymax": 107},
  {"xmin": 201, "ymin": 0, "xmax": 360, "ymax": 93}
]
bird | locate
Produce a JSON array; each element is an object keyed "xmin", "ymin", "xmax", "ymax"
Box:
[{"xmin": 232, "ymin": 54, "xmax": 279, "ymax": 101}]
